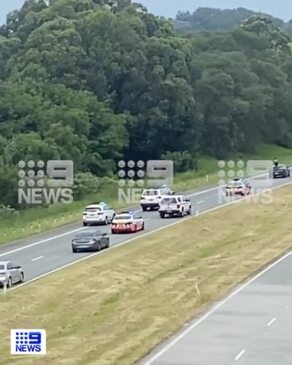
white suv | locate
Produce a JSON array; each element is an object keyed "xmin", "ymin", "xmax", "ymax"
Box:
[
  {"xmin": 140, "ymin": 187, "xmax": 174, "ymax": 211},
  {"xmin": 82, "ymin": 202, "xmax": 115, "ymax": 226},
  {"xmin": 159, "ymin": 195, "xmax": 191, "ymax": 218}
]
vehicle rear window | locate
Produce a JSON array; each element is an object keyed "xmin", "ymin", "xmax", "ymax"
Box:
[
  {"xmin": 229, "ymin": 181, "xmax": 242, "ymax": 186},
  {"xmin": 76, "ymin": 232, "xmax": 95, "ymax": 238},
  {"xmin": 0, "ymin": 264, "xmax": 5, "ymax": 270},
  {"xmin": 85, "ymin": 207, "xmax": 101, "ymax": 212},
  {"xmin": 143, "ymin": 190, "xmax": 158, "ymax": 196},
  {"xmin": 114, "ymin": 215, "xmax": 131, "ymax": 220},
  {"xmin": 161, "ymin": 198, "xmax": 177, "ymax": 204}
]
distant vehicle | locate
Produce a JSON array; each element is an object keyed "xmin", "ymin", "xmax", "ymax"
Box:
[
  {"xmin": 225, "ymin": 178, "xmax": 251, "ymax": 196},
  {"xmin": 71, "ymin": 230, "xmax": 109, "ymax": 252},
  {"xmin": 82, "ymin": 202, "xmax": 115, "ymax": 226},
  {"xmin": 272, "ymin": 164, "xmax": 290, "ymax": 178},
  {"xmin": 0, "ymin": 261, "xmax": 24, "ymax": 288},
  {"xmin": 140, "ymin": 187, "xmax": 174, "ymax": 211},
  {"xmin": 159, "ymin": 195, "xmax": 191, "ymax": 218},
  {"xmin": 111, "ymin": 211, "xmax": 144, "ymax": 234}
]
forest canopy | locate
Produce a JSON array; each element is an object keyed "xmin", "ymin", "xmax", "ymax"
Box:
[{"xmin": 1, "ymin": 0, "xmax": 292, "ymax": 207}]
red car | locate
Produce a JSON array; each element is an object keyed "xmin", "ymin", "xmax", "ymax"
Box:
[
  {"xmin": 111, "ymin": 212, "xmax": 145, "ymax": 234},
  {"xmin": 225, "ymin": 179, "xmax": 251, "ymax": 196}
]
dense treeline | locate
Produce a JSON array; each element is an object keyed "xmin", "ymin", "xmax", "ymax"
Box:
[
  {"xmin": 174, "ymin": 7, "xmax": 292, "ymax": 36},
  {"xmin": 1, "ymin": 0, "xmax": 292, "ymax": 208}
]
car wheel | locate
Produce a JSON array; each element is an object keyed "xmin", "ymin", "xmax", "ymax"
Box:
[
  {"xmin": 20, "ymin": 272, "xmax": 24, "ymax": 283},
  {"xmin": 142, "ymin": 206, "xmax": 147, "ymax": 211},
  {"xmin": 72, "ymin": 248, "xmax": 78, "ymax": 253},
  {"xmin": 83, "ymin": 222, "xmax": 87, "ymax": 226},
  {"xmin": 141, "ymin": 223, "xmax": 145, "ymax": 230},
  {"xmin": 160, "ymin": 212, "xmax": 165, "ymax": 218},
  {"xmin": 187, "ymin": 207, "xmax": 192, "ymax": 215},
  {"xmin": 104, "ymin": 217, "xmax": 108, "ymax": 225},
  {"xmin": 7, "ymin": 277, "xmax": 12, "ymax": 288}
]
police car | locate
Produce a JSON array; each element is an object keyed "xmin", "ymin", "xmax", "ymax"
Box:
[
  {"xmin": 82, "ymin": 202, "xmax": 116, "ymax": 226},
  {"xmin": 225, "ymin": 179, "xmax": 251, "ymax": 196},
  {"xmin": 111, "ymin": 211, "xmax": 144, "ymax": 234},
  {"xmin": 140, "ymin": 186, "xmax": 174, "ymax": 211}
]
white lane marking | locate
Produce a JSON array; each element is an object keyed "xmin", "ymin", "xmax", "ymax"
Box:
[
  {"xmin": 234, "ymin": 349, "xmax": 246, "ymax": 361},
  {"xmin": 197, "ymin": 200, "xmax": 204, "ymax": 204},
  {"xmin": 31, "ymin": 256, "xmax": 44, "ymax": 262},
  {"xmin": 8, "ymin": 180, "xmax": 292, "ymax": 297},
  {"xmin": 0, "ymin": 172, "xmax": 269, "ymax": 258},
  {"xmin": 267, "ymin": 317, "xmax": 277, "ymax": 327},
  {"xmin": 0, "ymin": 228, "xmax": 83, "ymax": 258}
]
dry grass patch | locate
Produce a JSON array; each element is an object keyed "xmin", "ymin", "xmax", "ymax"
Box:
[{"xmin": 1, "ymin": 185, "xmax": 292, "ymax": 365}]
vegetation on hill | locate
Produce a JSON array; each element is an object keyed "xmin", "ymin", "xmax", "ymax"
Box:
[
  {"xmin": 1, "ymin": 0, "xmax": 292, "ymax": 210},
  {"xmin": 174, "ymin": 7, "xmax": 292, "ymax": 36}
]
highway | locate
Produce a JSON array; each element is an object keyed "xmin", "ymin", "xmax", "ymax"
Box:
[{"xmin": 0, "ymin": 174, "xmax": 291, "ymax": 288}]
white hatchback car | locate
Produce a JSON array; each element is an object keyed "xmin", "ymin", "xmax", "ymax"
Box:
[
  {"xmin": 82, "ymin": 202, "xmax": 115, "ymax": 226},
  {"xmin": 140, "ymin": 187, "xmax": 174, "ymax": 211}
]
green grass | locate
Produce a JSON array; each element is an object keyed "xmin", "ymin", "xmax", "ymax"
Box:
[
  {"xmin": 1, "ymin": 185, "xmax": 292, "ymax": 365},
  {"xmin": 0, "ymin": 144, "xmax": 291, "ymax": 244}
]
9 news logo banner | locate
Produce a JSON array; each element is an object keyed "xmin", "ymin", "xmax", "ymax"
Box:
[{"xmin": 11, "ymin": 329, "xmax": 46, "ymax": 355}]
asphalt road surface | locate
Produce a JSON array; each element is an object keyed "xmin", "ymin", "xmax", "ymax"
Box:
[{"xmin": 0, "ymin": 174, "xmax": 291, "ymax": 287}]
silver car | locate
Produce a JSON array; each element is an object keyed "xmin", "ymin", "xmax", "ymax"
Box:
[{"xmin": 0, "ymin": 261, "xmax": 24, "ymax": 288}]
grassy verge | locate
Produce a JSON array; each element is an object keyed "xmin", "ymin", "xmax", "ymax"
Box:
[
  {"xmin": 0, "ymin": 184, "xmax": 292, "ymax": 365},
  {"xmin": 0, "ymin": 143, "xmax": 291, "ymax": 244}
]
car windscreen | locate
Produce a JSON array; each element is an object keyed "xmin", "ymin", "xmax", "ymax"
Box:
[
  {"xmin": 143, "ymin": 190, "xmax": 158, "ymax": 196},
  {"xmin": 0, "ymin": 264, "xmax": 5, "ymax": 270},
  {"xmin": 161, "ymin": 198, "xmax": 177, "ymax": 204},
  {"xmin": 114, "ymin": 215, "xmax": 132, "ymax": 220}
]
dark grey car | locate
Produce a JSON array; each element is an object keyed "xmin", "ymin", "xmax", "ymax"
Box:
[
  {"xmin": 0, "ymin": 261, "xmax": 24, "ymax": 288},
  {"xmin": 71, "ymin": 230, "xmax": 110, "ymax": 253},
  {"xmin": 272, "ymin": 164, "xmax": 290, "ymax": 178}
]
